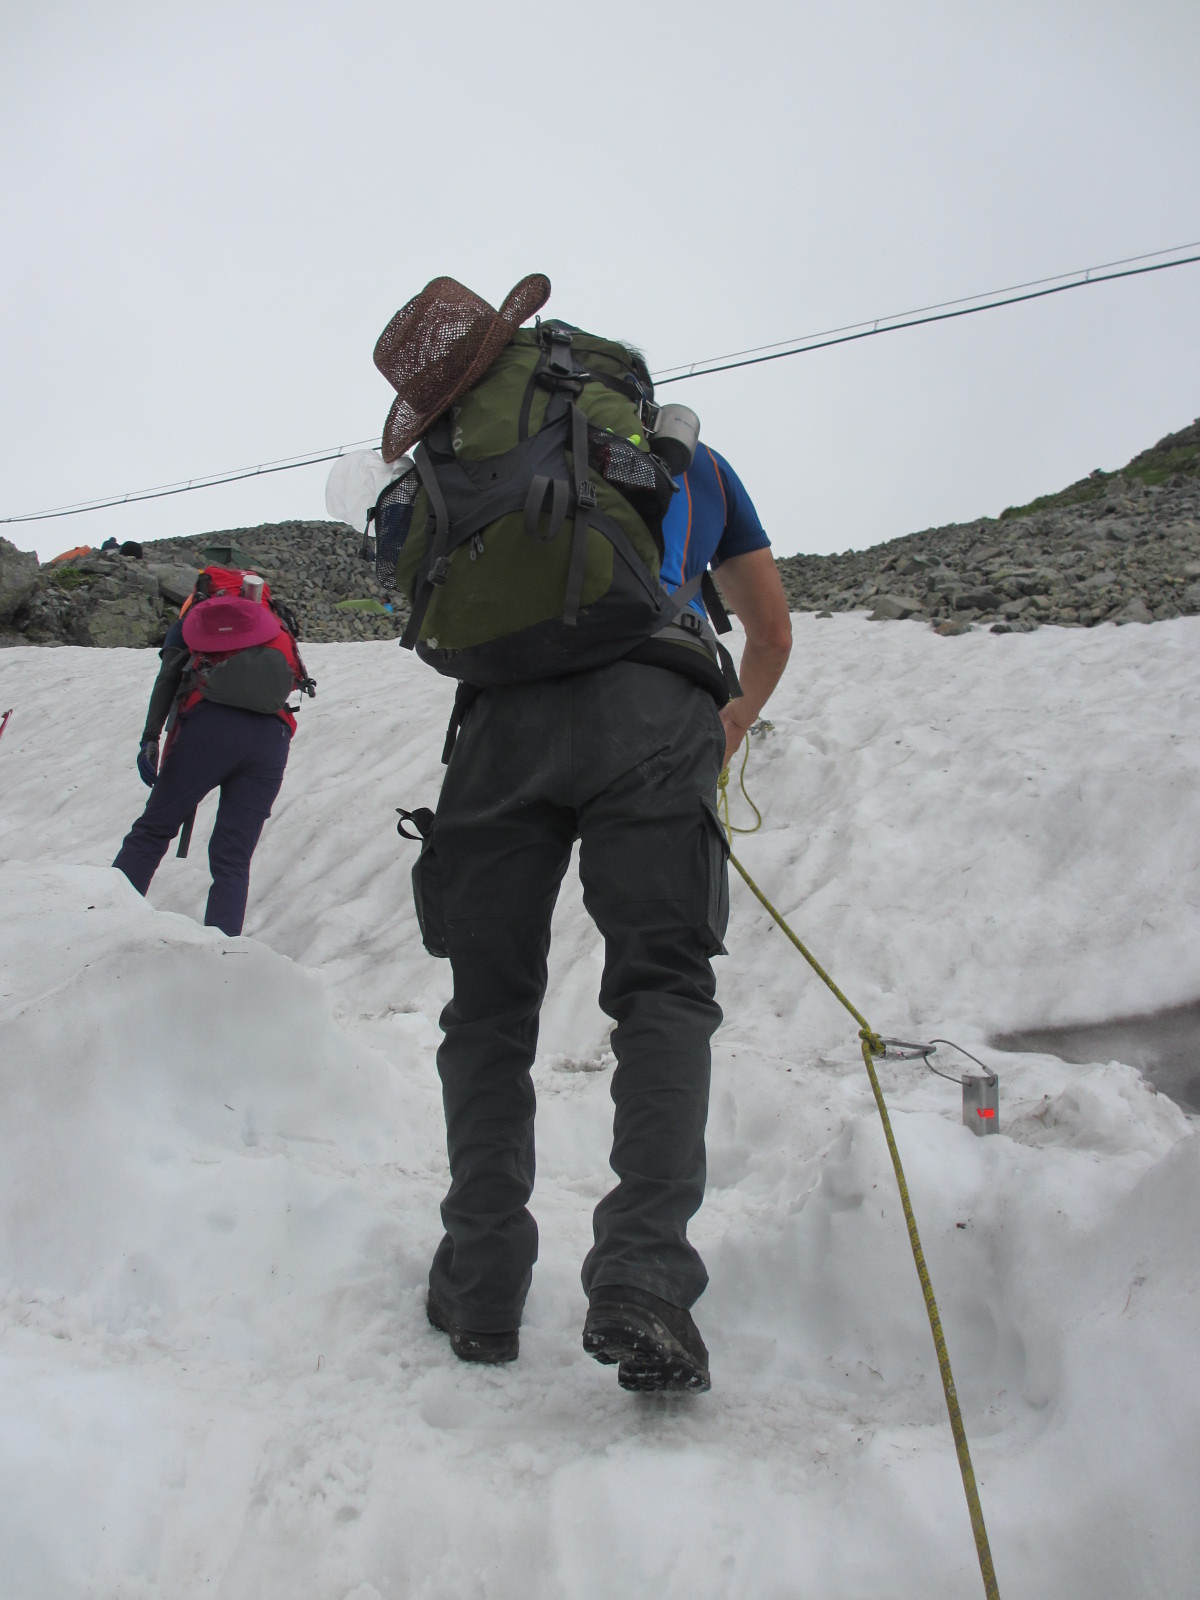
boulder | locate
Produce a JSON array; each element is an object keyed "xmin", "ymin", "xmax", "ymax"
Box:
[
  {"xmin": 80, "ymin": 593, "xmax": 164, "ymax": 648},
  {"xmin": 0, "ymin": 537, "xmax": 39, "ymax": 622},
  {"xmin": 1113, "ymin": 597, "xmax": 1154, "ymax": 625},
  {"xmin": 146, "ymin": 563, "xmax": 200, "ymax": 605},
  {"xmin": 869, "ymin": 593, "xmax": 922, "ymax": 620},
  {"xmin": 954, "ymin": 588, "xmax": 1001, "ymax": 611},
  {"xmin": 123, "ymin": 566, "xmax": 163, "ymax": 598},
  {"xmin": 927, "ymin": 568, "xmax": 962, "ymax": 593},
  {"xmin": 1016, "ymin": 572, "xmax": 1055, "ymax": 596}
]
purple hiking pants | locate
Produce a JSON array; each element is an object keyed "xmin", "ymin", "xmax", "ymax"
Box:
[{"xmin": 113, "ymin": 701, "xmax": 291, "ymax": 936}]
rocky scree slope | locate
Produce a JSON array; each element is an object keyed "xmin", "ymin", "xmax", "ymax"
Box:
[
  {"xmin": 775, "ymin": 417, "xmax": 1200, "ymax": 633},
  {"xmin": 1, "ymin": 521, "xmax": 396, "ymax": 648},
  {"xmin": 2, "ymin": 417, "xmax": 1197, "ymax": 648}
]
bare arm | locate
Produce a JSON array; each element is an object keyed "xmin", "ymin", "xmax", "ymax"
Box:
[{"xmin": 713, "ymin": 547, "xmax": 793, "ymax": 768}]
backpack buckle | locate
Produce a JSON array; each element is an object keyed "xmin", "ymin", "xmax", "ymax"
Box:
[
  {"xmin": 577, "ymin": 480, "xmax": 598, "ymax": 510},
  {"xmin": 536, "ymin": 322, "xmax": 581, "ymax": 392},
  {"xmin": 547, "ymin": 341, "xmax": 573, "ymax": 377},
  {"xmin": 677, "ymin": 608, "xmax": 703, "ymax": 636},
  {"xmin": 542, "ymin": 323, "xmax": 574, "ymax": 372},
  {"xmin": 536, "ymin": 371, "xmax": 583, "ymax": 397},
  {"xmin": 429, "ymin": 556, "xmax": 451, "ymax": 585}
]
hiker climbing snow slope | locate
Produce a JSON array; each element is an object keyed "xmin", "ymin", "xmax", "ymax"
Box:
[
  {"xmin": 370, "ymin": 273, "xmax": 792, "ymax": 1389},
  {"xmin": 112, "ymin": 566, "xmax": 314, "ymax": 936}
]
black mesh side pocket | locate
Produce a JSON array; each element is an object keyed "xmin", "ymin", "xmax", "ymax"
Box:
[
  {"xmin": 588, "ymin": 426, "xmax": 675, "ymax": 530},
  {"xmin": 375, "ymin": 472, "xmax": 421, "ymax": 590}
]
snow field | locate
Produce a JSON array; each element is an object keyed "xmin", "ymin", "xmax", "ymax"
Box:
[{"xmin": 0, "ymin": 613, "xmax": 1197, "ymax": 1599}]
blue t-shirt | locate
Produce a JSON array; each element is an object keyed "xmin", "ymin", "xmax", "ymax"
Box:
[{"xmin": 660, "ymin": 445, "xmax": 770, "ymax": 614}]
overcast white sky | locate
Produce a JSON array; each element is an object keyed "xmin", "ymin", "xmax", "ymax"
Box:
[{"xmin": 2, "ymin": 0, "xmax": 1198, "ymax": 562}]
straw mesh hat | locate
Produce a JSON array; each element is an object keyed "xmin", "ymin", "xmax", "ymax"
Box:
[{"xmin": 374, "ymin": 273, "xmax": 551, "ymax": 461}]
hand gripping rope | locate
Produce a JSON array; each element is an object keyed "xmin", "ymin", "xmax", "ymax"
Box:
[{"xmin": 717, "ymin": 737, "xmax": 1001, "ymax": 1600}]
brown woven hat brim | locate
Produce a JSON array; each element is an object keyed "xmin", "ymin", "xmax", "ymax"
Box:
[{"xmin": 376, "ymin": 273, "xmax": 550, "ymax": 461}]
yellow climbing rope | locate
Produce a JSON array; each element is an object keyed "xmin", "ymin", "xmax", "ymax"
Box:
[
  {"xmin": 718, "ymin": 745, "xmax": 1001, "ymax": 1600},
  {"xmin": 721, "ymin": 734, "xmax": 764, "ymax": 836}
]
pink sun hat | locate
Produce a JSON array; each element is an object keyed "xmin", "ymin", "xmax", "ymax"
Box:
[{"xmin": 182, "ymin": 595, "xmax": 281, "ymax": 653}]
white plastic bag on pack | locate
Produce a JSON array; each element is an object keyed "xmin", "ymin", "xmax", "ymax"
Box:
[{"xmin": 325, "ymin": 450, "xmax": 405, "ymax": 533}]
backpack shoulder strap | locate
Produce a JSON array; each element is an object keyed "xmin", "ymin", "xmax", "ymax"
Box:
[
  {"xmin": 161, "ymin": 650, "xmax": 201, "ymax": 744},
  {"xmin": 266, "ymin": 598, "xmax": 317, "ymax": 700},
  {"xmin": 399, "ymin": 442, "xmax": 454, "ymax": 650},
  {"xmin": 518, "ymin": 321, "xmax": 581, "ymax": 439},
  {"xmin": 563, "ymin": 403, "xmax": 597, "ymax": 626}
]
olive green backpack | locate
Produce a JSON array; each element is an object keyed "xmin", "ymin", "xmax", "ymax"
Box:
[{"xmin": 371, "ymin": 320, "xmax": 735, "ymax": 700}]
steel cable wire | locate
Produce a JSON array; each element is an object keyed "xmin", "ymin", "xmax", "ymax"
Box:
[{"xmin": 4, "ymin": 245, "xmax": 1198, "ymax": 526}]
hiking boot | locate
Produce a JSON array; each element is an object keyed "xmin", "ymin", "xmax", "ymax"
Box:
[
  {"xmin": 426, "ymin": 1290, "xmax": 519, "ymax": 1365},
  {"xmin": 582, "ymin": 1284, "xmax": 711, "ymax": 1393}
]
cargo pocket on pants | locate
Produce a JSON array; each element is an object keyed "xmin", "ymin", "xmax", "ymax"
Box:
[
  {"xmin": 412, "ymin": 840, "xmax": 448, "ymax": 958},
  {"xmin": 398, "ymin": 806, "xmax": 448, "ymax": 959},
  {"xmin": 699, "ymin": 796, "xmax": 731, "ymax": 956}
]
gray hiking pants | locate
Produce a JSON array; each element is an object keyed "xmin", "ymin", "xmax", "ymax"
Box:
[{"xmin": 416, "ymin": 661, "xmax": 730, "ymax": 1332}]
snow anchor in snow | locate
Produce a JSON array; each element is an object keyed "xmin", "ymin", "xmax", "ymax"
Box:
[
  {"xmin": 717, "ymin": 752, "xmax": 1002, "ymax": 1600},
  {"xmin": 880, "ymin": 1037, "xmax": 1001, "ymax": 1136}
]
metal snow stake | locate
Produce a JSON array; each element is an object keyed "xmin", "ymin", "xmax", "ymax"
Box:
[{"xmin": 881, "ymin": 1037, "xmax": 1000, "ymax": 1136}]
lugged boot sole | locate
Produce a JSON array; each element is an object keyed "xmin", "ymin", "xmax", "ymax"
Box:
[{"xmin": 582, "ymin": 1306, "xmax": 710, "ymax": 1392}]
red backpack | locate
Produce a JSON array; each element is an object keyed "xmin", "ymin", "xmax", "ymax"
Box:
[{"xmin": 175, "ymin": 567, "xmax": 316, "ymax": 726}]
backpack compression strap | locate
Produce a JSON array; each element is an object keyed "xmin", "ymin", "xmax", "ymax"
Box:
[
  {"xmin": 521, "ymin": 327, "xmax": 602, "ymax": 622},
  {"xmin": 522, "ymin": 475, "xmax": 570, "ymax": 544},
  {"xmin": 406, "ymin": 404, "xmax": 625, "ymax": 636},
  {"xmin": 519, "ymin": 322, "xmax": 581, "ymax": 440},
  {"xmin": 563, "ymin": 403, "xmax": 598, "ymax": 626}
]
